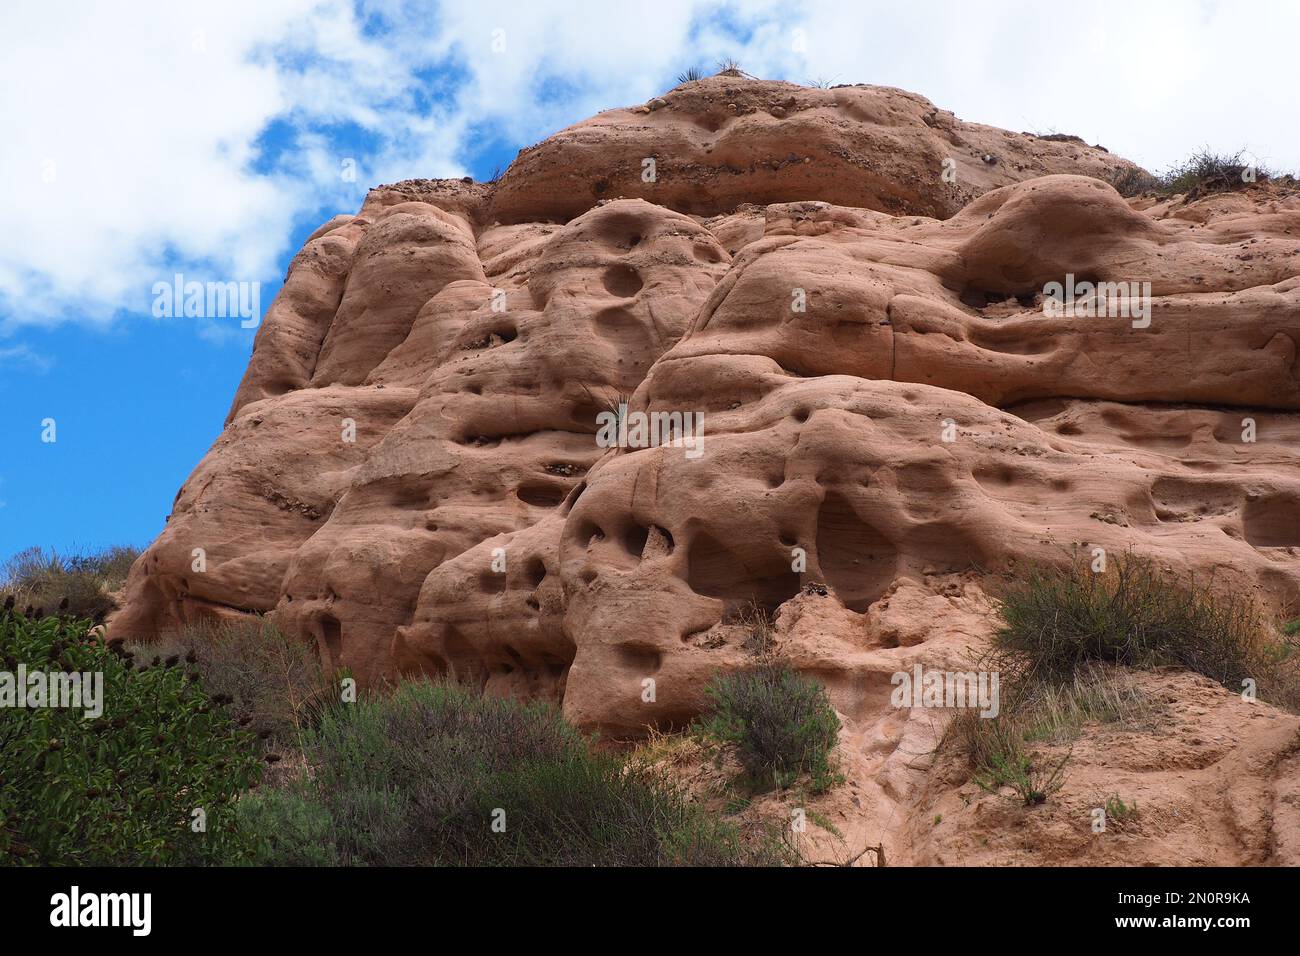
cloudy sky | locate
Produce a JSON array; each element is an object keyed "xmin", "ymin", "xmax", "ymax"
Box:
[{"xmin": 2, "ymin": 0, "xmax": 1297, "ymax": 562}]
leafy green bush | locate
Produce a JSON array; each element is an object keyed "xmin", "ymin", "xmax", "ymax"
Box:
[
  {"xmin": 695, "ymin": 662, "xmax": 841, "ymax": 793},
  {"xmin": 0, "ymin": 605, "xmax": 262, "ymax": 864},
  {"xmin": 1, "ymin": 545, "xmax": 141, "ymax": 622},
  {"xmin": 238, "ymin": 680, "xmax": 789, "ymax": 866}
]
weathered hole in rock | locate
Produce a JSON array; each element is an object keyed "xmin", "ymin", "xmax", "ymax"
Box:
[
  {"xmin": 1243, "ymin": 492, "xmax": 1300, "ymax": 547},
  {"xmin": 966, "ymin": 324, "xmax": 1058, "ymax": 356},
  {"xmin": 602, "ymin": 264, "xmax": 643, "ymax": 297},
  {"xmin": 693, "ymin": 112, "xmax": 727, "ymax": 132},
  {"xmin": 815, "ymin": 490, "xmax": 898, "ymax": 611},
  {"xmin": 478, "ymin": 570, "xmax": 507, "ymax": 594},
  {"xmin": 973, "ymin": 463, "xmax": 1021, "ymax": 488},
  {"xmin": 593, "ymin": 307, "xmax": 652, "ymax": 351},
  {"xmin": 320, "ymin": 615, "xmax": 342, "ymax": 668},
  {"xmin": 693, "ymin": 242, "xmax": 724, "ymax": 263},
  {"xmin": 623, "ymin": 524, "xmax": 650, "ymax": 558},
  {"xmin": 526, "ymin": 558, "xmax": 547, "ymax": 588},
  {"xmin": 1151, "ymin": 477, "xmax": 1240, "ymax": 521},
  {"xmin": 577, "ymin": 520, "xmax": 606, "ymax": 547},
  {"xmin": 518, "ymin": 482, "xmax": 567, "ymax": 508},
  {"xmin": 685, "ymin": 529, "xmax": 802, "ymax": 607},
  {"xmin": 616, "ymin": 642, "xmax": 662, "ymax": 674},
  {"xmin": 369, "ymin": 478, "xmax": 428, "ymax": 510},
  {"xmin": 648, "ymin": 524, "xmax": 675, "ymax": 554},
  {"xmin": 462, "ymin": 324, "xmax": 518, "ymax": 349}
]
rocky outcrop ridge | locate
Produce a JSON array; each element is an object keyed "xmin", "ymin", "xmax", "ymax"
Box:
[{"xmin": 112, "ymin": 77, "xmax": 1299, "ymax": 754}]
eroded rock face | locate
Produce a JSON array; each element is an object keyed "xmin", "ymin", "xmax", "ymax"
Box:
[{"xmin": 113, "ymin": 77, "xmax": 1300, "ymax": 754}]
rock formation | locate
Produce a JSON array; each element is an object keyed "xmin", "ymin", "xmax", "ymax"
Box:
[{"xmin": 112, "ymin": 77, "xmax": 1300, "ymax": 860}]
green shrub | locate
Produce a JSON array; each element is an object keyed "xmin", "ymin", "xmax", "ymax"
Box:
[
  {"xmin": 238, "ymin": 680, "xmax": 789, "ymax": 866},
  {"xmin": 1109, "ymin": 150, "xmax": 1296, "ymax": 200},
  {"xmin": 135, "ymin": 619, "xmax": 328, "ymax": 751},
  {"xmin": 695, "ymin": 662, "xmax": 841, "ymax": 793},
  {"xmin": 234, "ymin": 788, "xmax": 338, "ymax": 866},
  {"xmin": 0, "ymin": 605, "xmax": 262, "ymax": 864}
]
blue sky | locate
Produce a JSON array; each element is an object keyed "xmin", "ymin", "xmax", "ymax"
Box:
[{"xmin": 4, "ymin": 0, "xmax": 1299, "ymax": 565}]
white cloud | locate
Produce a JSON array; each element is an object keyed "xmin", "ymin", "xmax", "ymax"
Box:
[
  {"xmin": 0, "ymin": 0, "xmax": 428, "ymax": 330},
  {"xmin": 781, "ymin": 0, "xmax": 1300, "ymax": 176},
  {"xmin": 1, "ymin": 2, "xmax": 312, "ymax": 326},
  {"xmin": 3, "ymin": 0, "xmax": 1298, "ymax": 331}
]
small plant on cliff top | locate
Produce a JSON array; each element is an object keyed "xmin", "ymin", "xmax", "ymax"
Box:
[
  {"xmin": 1104, "ymin": 793, "xmax": 1139, "ymax": 826},
  {"xmin": 1158, "ymin": 149, "xmax": 1271, "ymax": 198},
  {"xmin": 695, "ymin": 662, "xmax": 842, "ymax": 794},
  {"xmin": 1110, "ymin": 149, "xmax": 1294, "ymax": 199}
]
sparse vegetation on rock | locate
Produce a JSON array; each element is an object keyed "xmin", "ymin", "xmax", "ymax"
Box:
[
  {"xmin": 949, "ymin": 555, "xmax": 1299, "ymax": 810},
  {"xmin": 1, "ymin": 545, "xmax": 140, "ymax": 624},
  {"xmin": 1111, "ymin": 147, "xmax": 1295, "ymax": 198},
  {"xmin": 996, "ymin": 554, "xmax": 1297, "ymax": 704}
]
